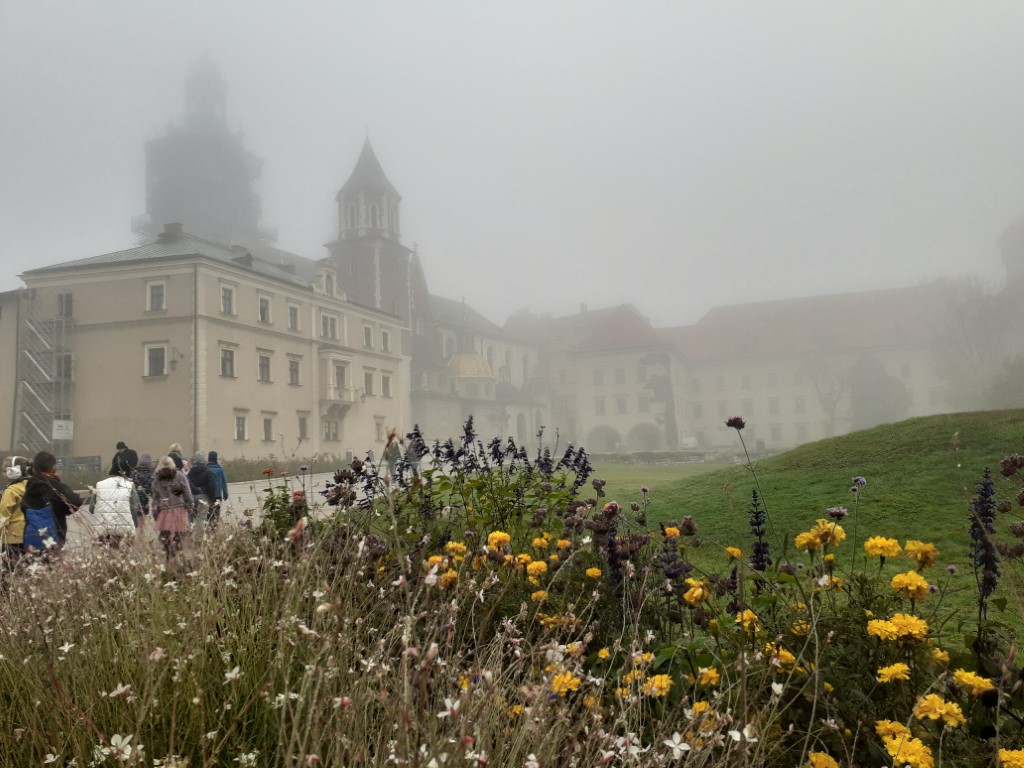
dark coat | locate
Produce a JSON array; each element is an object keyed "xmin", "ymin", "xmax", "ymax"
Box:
[
  {"xmin": 187, "ymin": 464, "xmax": 217, "ymax": 502},
  {"xmin": 110, "ymin": 448, "xmax": 139, "ymax": 476},
  {"xmin": 21, "ymin": 474, "xmax": 83, "ymax": 542}
]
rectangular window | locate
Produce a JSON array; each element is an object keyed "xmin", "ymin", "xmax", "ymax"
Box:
[
  {"xmin": 768, "ymin": 397, "xmax": 780, "ymax": 415},
  {"xmin": 741, "ymin": 375, "xmax": 752, "ymax": 390},
  {"xmin": 298, "ymin": 414, "xmax": 309, "ymax": 441},
  {"xmin": 144, "ymin": 345, "xmax": 165, "ymax": 377},
  {"xmin": 770, "ymin": 424, "xmax": 782, "ymax": 443},
  {"xmin": 363, "ymin": 326, "xmax": 374, "ymax": 349},
  {"xmin": 616, "ymin": 396, "xmax": 628, "ymax": 414},
  {"xmin": 615, "ymin": 368, "xmax": 626, "ymax": 385},
  {"xmin": 257, "ymin": 354, "xmax": 271, "ymax": 383},
  {"xmin": 147, "ymin": 282, "xmax": 165, "ymax": 312},
  {"xmin": 258, "ymin": 296, "xmax": 272, "ymax": 324},
  {"xmin": 221, "ymin": 286, "xmax": 235, "ymax": 315},
  {"xmin": 57, "ymin": 292, "xmax": 73, "ymax": 318},
  {"xmin": 235, "ymin": 414, "xmax": 247, "ymax": 440},
  {"xmin": 742, "ymin": 398, "xmax": 754, "ymax": 416},
  {"xmin": 288, "ymin": 305, "xmax": 300, "ymax": 331},
  {"xmin": 288, "ymin": 359, "xmax": 300, "ymax": 385},
  {"xmin": 263, "ymin": 416, "xmax": 274, "ymax": 442},
  {"xmin": 795, "ymin": 396, "xmax": 806, "ymax": 414},
  {"xmin": 593, "ymin": 369, "xmax": 604, "ymax": 386},
  {"xmin": 375, "ymin": 419, "xmax": 385, "ymax": 442},
  {"xmin": 323, "ymin": 419, "xmax": 339, "ymax": 441},
  {"xmin": 595, "ymin": 398, "xmax": 606, "ymax": 416},
  {"xmin": 220, "ymin": 347, "xmax": 235, "ymax": 378},
  {"xmin": 335, "ymin": 364, "xmax": 347, "ymax": 390},
  {"xmin": 638, "ymin": 395, "xmax": 651, "ymax": 413},
  {"xmin": 381, "ymin": 329, "xmax": 391, "ymax": 352},
  {"xmin": 364, "ymin": 371, "xmax": 375, "ymax": 396},
  {"xmin": 766, "ymin": 372, "xmax": 778, "ymax": 388},
  {"xmin": 381, "ymin": 374, "xmax": 392, "ymax": 398},
  {"xmin": 321, "ymin": 314, "xmax": 337, "ymax": 339}
]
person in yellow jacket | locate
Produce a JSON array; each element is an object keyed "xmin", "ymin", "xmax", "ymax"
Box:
[{"xmin": 0, "ymin": 456, "xmax": 31, "ymax": 565}]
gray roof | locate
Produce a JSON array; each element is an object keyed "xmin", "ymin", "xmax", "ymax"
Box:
[
  {"xmin": 337, "ymin": 137, "xmax": 400, "ymax": 198},
  {"xmin": 429, "ymin": 294, "xmax": 504, "ymax": 336},
  {"xmin": 22, "ymin": 229, "xmax": 312, "ymax": 288}
]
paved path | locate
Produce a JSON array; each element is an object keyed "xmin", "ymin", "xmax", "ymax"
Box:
[{"xmin": 65, "ymin": 471, "xmax": 341, "ymax": 546}]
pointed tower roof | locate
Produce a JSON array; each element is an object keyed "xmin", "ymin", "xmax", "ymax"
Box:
[{"xmin": 337, "ymin": 137, "xmax": 400, "ymax": 199}]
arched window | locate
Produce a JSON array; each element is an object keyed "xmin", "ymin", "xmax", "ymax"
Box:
[
  {"xmin": 370, "ymin": 205, "xmax": 379, "ymax": 228},
  {"xmin": 325, "ymin": 274, "xmax": 334, "ymax": 297}
]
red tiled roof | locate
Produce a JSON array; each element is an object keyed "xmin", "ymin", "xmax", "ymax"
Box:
[{"xmin": 664, "ymin": 282, "xmax": 965, "ymax": 362}]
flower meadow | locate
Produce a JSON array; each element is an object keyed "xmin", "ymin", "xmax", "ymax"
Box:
[{"xmin": 3, "ymin": 418, "xmax": 1024, "ymax": 767}]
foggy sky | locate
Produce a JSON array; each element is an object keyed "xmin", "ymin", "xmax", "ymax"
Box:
[{"xmin": 2, "ymin": 1, "xmax": 1022, "ymax": 327}]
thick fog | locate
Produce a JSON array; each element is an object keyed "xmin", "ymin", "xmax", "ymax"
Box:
[{"xmin": 2, "ymin": 1, "xmax": 1022, "ymax": 326}]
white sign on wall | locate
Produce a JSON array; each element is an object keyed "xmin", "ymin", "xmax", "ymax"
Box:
[{"xmin": 52, "ymin": 420, "xmax": 74, "ymax": 441}]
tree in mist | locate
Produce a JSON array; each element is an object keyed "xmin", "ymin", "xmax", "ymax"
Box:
[
  {"xmin": 848, "ymin": 355, "xmax": 911, "ymax": 430},
  {"xmin": 639, "ymin": 352, "xmax": 679, "ymax": 450},
  {"xmin": 802, "ymin": 360, "xmax": 847, "ymax": 435},
  {"xmin": 933, "ymin": 280, "xmax": 1016, "ymax": 410},
  {"xmin": 986, "ymin": 355, "xmax": 1024, "ymax": 409}
]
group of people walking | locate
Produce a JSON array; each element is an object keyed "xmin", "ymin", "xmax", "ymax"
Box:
[{"xmin": 0, "ymin": 441, "xmax": 230, "ymax": 567}]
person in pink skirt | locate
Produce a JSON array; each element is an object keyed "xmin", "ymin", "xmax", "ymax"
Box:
[{"xmin": 151, "ymin": 456, "xmax": 193, "ymax": 562}]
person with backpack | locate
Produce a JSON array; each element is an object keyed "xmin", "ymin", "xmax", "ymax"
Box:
[
  {"xmin": 22, "ymin": 451, "xmax": 83, "ymax": 548},
  {"xmin": 0, "ymin": 456, "xmax": 31, "ymax": 567},
  {"xmin": 186, "ymin": 452, "xmax": 217, "ymax": 527}
]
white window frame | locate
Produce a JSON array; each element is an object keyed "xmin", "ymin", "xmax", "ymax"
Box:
[
  {"xmin": 220, "ymin": 345, "xmax": 237, "ymax": 378},
  {"xmin": 262, "ymin": 413, "xmax": 275, "ymax": 443},
  {"xmin": 288, "ymin": 357, "xmax": 301, "ymax": 386},
  {"xmin": 146, "ymin": 280, "xmax": 166, "ymax": 312},
  {"xmin": 321, "ymin": 312, "xmax": 338, "ymax": 340},
  {"xmin": 234, "ymin": 410, "xmax": 249, "ymax": 441},
  {"xmin": 381, "ymin": 329, "xmax": 391, "ymax": 353},
  {"xmin": 144, "ymin": 343, "xmax": 167, "ymax": 377},
  {"xmin": 258, "ymin": 294, "xmax": 272, "ymax": 325},
  {"xmin": 297, "ymin": 412, "xmax": 310, "ymax": 441},
  {"xmin": 221, "ymin": 284, "xmax": 236, "ymax": 316},
  {"xmin": 363, "ymin": 370, "xmax": 375, "ymax": 396},
  {"xmin": 363, "ymin": 325, "xmax": 374, "ymax": 349},
  {"xmin": 381, "ymin": 373, "xmax": 392, "ymax": 398},
  {"xmin": 257, "ymin": 350, "xmax": 273, "ymax": 383},
  {"xmin": 287, "ymin": 304, "xmax": 300, "ymax": 331}
]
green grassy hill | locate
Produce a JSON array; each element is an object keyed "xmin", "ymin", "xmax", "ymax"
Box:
[{"xmin": 624, "ymin": 410, "xmax": 1024, "ymax": 564}]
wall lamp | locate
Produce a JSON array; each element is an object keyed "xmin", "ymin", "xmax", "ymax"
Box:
[{"xmin": 169, "ymin": 346, "xmax": 185, "ymax": 371}]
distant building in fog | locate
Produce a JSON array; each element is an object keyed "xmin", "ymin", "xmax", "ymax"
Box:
[{"xmin": 0, "ymin": 61, "xmax": 1010, "ymax": 460}]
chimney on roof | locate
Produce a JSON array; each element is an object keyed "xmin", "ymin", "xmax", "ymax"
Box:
[
  {"xmin": 157, "ymin": 222, "xmax": 183, "ymax": 242},
  {"xmin": 580, "ymin": 302, "xmax": 588, "ymax": 314}
]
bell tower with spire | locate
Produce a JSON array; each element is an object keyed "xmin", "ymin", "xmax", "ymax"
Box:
[{"xmin": 328, "ymin": 138, "xmax": 415, "ymax": 322}]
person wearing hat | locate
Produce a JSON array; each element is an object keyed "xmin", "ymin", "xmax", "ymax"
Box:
[{"xmin": 110, "ymin": 441, "xmax": 139, "ymax": 476}]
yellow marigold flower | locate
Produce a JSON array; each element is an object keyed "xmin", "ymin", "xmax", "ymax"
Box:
[
  {"xmin": 664, "ymin": 526, "xmax": 681, "ymax": 538},
  {"xmin": 683, "ymin": 578, "xmax": 711, "ymax": 606},
  {"xmin": 615, "ymin": 687, "xmax": 630, "ymax": 699},
  {"xmin": 548, "ymin": 554, "xmax": 559, "ymax": 563},
  {"xmin": 765, "ymin": 642, "xmax": 796, "ymax": 669},
  {"xmin": 807, "ymin": 753, "xmax": 840, "ymax": 768},
  {"xmin": 427, "ymin": 554, "xmax": 445, "ymax": 568},
  {"xmin": 931, "ymin": 647, "xmax": 950, "ymax": 665},
  {"xmin": 597, "ymin": 647, "xmax": 610, "ymax": 660},
  {"xmin": 532, "ymin": 537, "xmax": 550, "ymax": 550},
  {"xmin": 642, "ymin": 674, "xmax": 673, "ymax": 697},
  {"xmin": 508, "ymin": 704, "xmax": 524, "ymax": 717},
  {"xmin": 583, "ymin": 693, "xmax": 600, "ymax": 709},
  {"xmin": 526, "ymin": 560, "xmax": 547, "ymax": 578},
  {"xmin": 822, "ymin": 682, "xmax": 834, "ymax": 694},
  {"xmin": 503, "ymin": 554, "xmax": 514, "ymax": 565},
  {"xmin": 516, "ymin": 553, "xmax": 533, "ymax": 567},
  {"xmin": 795, "ymin": 531, "xmax": 821, "ymax": 551},
  {"xmin": 876, "ymin": 662, "xmax": 911, "ymax": 683},
  {"xmin": 691, "ymin": 700, "xmax": 710, "ymax": 715},
  {"xmin": 530, "ymin": 590, "xmax": 547, "ymax": 602},
  {"xmin": 622, "ymin": 669, "xmax": 641, "ymax": 685},
  {"xmin": 904, "ymin": 540, "xmax": 939, "ymax": 567},
  {"xmin": 445, "ymin": 541, "xmax": 467, "ymax": 556},
  {"xmin": 792, "ymin": 619, "xmax": 810, "ymax": 635},
  {"xmin": 487, "ymin": 531, "xmax": 512, "ymax": 550},
  {"xmin": 890, "ymin": 613, "xmax": 929, "ymax": 640},
  {"xmin": 550, "ymin": 671, "xmax": 581, "ymax": 696},
  {"xmin": 810, "ymin": 518, "xmax": 846, "ymax": 547},
  {"xmin": 953, "ymin": 668, "xmax": 995, "ymax": 696},
  {"xmin": 999, "ymin": 749, "xmax": 1024, "ymax": 768},
  {"xmin": 698, "ymin": 666, "xmax": 720, "ymax": 685},
  {"xmin": 914, "ymin": 693, "xmax": 966, "ymax": 728},
  {"xmin": 585, "ymin": 567, "xmax": 602, "ymax": 580},
  {"xmin": 638, "ymin": 651, "xmax": 655, "ymax": 665},
  {"xmin": 875, "ymin": 719, "xmax": 911, "ymax": 738},
  {"xmin": 438, "ymin": 569, "xmax": 459, "ymax": 589},
  {"xmin": 867, "ymin": 619, "xmax": 900, "ymax": 641},
  {"xmin": 556, "ymin": 539, "xmax": 572, "ymax": 549},
  {"xmin": 864, "ymin": 536, "xmax": 901, "ymax": 559},
  {"xmin": 736, "ymin": 609, "xmax": 760, "ymax": 633},
  {"xmin": 725, "ymin": 546, "xmax": 743, "ymax": 559},
  {"xmin": 891, "ymin": 570, "xmax": 930, "ymax": 600},
  {"xmin": 883, "ymin": 735, "xmax": 934, "ymax": 768}
]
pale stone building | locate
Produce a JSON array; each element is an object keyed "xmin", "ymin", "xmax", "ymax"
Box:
[{"xmin": 8, "ymin": 225, "xmax": 408, "ymax": 463}]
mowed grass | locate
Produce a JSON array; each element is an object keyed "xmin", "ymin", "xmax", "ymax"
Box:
[
  {"xmin": 586, "ymin": 460, "xmax": 729, "ymax": 504},
  {"xmin": 607, "ymin": 410, "xmax": 1024, "ymax": 631}
]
